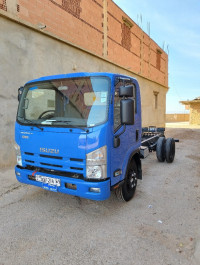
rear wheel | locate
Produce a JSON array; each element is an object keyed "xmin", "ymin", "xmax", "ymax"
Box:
[
  {"xmin": 165, "ymin": 138, "xmax": 175, "ymax": 163},
  {"xmin": 156, "ymin": 137, "xmax": 166, "ymax": 162},
  {"xmin": 115, "ymin": 159, "xmax": 137, "ymax": 202}
]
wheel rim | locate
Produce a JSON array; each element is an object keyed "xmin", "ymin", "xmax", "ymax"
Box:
[
  {"xmin": 127, "ymin": 170, "xmax": 137, "ymax": 192},
  {"xmin": 116, "ymin": 160, "xmax": 138, "ymax": 202}
]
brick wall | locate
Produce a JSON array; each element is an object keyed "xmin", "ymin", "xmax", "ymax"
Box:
[
  {"xmin": 0, "ymin": 0, "xmax": 168, "ymax": 87},
  {"xmin": 107, "ymin": 0, "xmax": 168, "ymax": 86},
  {"xmin": 0, "ymin": 0, "xmax": 7, "ymax": 11},
  {"xmin": 165, "ymin": 114, "xmax": 189, "ymax": 123}
]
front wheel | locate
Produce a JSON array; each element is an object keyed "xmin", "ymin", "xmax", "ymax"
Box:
[{"xmin": 115, "ymin": 159, "xmax": 138, "ymax": 202}]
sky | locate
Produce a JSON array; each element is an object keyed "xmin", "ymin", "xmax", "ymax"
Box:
[{"xmin": 113, "ymin": 0, "xmax": 200, "ymax": 113}]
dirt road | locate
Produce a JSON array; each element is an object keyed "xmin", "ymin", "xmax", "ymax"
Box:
[{"xmin": 0, "ymin": 127, "xmax": 200, "ymax": 265}]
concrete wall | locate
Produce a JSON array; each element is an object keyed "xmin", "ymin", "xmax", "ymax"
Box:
[
  {"xmin": 0, "ymin": 15, "xmax": 167, "ymax": 168},
  {"xmin": 165, "ymin": 114, "xmax": 189, "ymax": 123}
]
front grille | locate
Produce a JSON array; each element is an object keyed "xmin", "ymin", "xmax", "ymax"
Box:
[
  {"xmin": 70, "ymin": 158, "xmax": 83, "ymax": 162},
  {"xmin": 27, "ymin": 166, "xmax": 84, "ymax": 180},
  {"xmin": 40, "ymin": 162, "xmax": 63, "ymax": 168},
  {"xmin": 70, "ymin": 167, "xmax": 83, "ymax": 171},
  {"xmin": 40, "ymin": 154, "xmax": 63, "ymax": 160},
  {"xmin": 23, "ymin": 151, "xmax": 85, "ymax": 174},
  {"xmin": 24, "ymin": 152, "xmax": 34, "ymax": 156},
  {"xmin": 25, "ymin": 159, "xmax": 34, "ymax": 163}
]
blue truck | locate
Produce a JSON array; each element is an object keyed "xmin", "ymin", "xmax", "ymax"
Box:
[{"xmin": 15, "ymin": 72, "xmax": 175, "ymax": 201}]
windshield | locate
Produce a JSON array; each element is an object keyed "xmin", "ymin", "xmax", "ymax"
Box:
[{"xmin": 17, "ymin": 76, "xmax": 110, "ymax": 128}]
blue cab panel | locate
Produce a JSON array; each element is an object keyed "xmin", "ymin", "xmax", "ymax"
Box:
[{"xmin": 15, "ymin": 72, "xmax": 142, "ymax": 201}]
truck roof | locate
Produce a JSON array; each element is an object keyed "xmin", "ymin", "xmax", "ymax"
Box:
[{"xmin": 25, "ymin": 72, "xmax": 137, "ymax": 85}]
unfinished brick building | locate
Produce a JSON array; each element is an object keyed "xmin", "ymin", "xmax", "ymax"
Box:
[
  {"xmin": 11, "ymin": 0, "xmax": 168, "ymax": 85},
  {"xmin": 0, "ymin": 0, "xmax": 168, "ymax": 167}
]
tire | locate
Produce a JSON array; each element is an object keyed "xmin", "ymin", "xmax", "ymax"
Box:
[
  {"xmin": 156, "ymin": 137, "xmax": 166, "ymax": 162},
  {"xmin": 165, "ymin": 138, "xmax": 175, "ymax": 163},
  {"xmin": 115, "ymin": 159, "xmax": 137, "ymax": 202}
]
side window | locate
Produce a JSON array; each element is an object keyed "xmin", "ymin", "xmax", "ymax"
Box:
[{"xmin": 114, "ymin": 78, "xmax": 137, "ymax": 131}]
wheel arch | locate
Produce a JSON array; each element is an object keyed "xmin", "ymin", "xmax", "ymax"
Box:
[
  {"xmin": 115, "ymin": 151, "xmax": 140, "ymax": 202},
  {"xmin": 125, "ymin": 149, "xmax": 142, "ymax": 180}
]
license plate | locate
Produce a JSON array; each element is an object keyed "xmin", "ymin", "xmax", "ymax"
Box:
[
  {"xmin": 35, "ymin": 174, "xmax": 61, "ymax": 187},
  {"xmin": 42, "ymin": 183, "xmax": 58, "ymax": 192}
]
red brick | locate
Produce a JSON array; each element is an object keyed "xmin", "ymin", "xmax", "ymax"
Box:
[{"xmin": 13, "ymin": 0, "xmax": 168, "ymax": 86}]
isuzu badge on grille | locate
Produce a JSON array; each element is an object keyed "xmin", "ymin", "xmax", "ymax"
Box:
[{"xmin": 40, "ymin": 148, "xmax": 59, "ymax": 154}]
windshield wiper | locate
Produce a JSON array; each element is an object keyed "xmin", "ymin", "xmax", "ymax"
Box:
[
  {"xmin": 68, "ymin": 125, "xmax": 89, "ymax": 132},
  {"xmin": 51, "ymin": 120, "xmax": 88, "ymax": 132},
  {"xmin": 51, "ymin": 120, "xmax": 72, "ymax": 124},
  {"xmin": 18, "ymin": 117, "xmax": 43, "ymax": 131}
]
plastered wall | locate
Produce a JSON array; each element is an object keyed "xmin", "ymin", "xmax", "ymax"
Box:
[{"xmin": 0, "ymin": 15, "xmax": 167, "ymax": 168}]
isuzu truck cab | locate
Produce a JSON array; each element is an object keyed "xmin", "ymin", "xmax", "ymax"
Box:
[{"xmin": 15, "ymin": 72, "xmax": 144, "ymax": 201}]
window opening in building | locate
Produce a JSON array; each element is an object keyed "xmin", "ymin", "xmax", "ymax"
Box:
[
  {"xmin": 156, "ymin": 49, "xmax": 162, "ymax": 70},
  {"xmin": 50, "ymin": 0, "xmax": 81, "ymax": 18},
  {"xmin": 154, "ymin": 91, "xmax": 159, "ymax": 109},
  {"xmin": 0, "ymin": 0, "xmax": 7, "ymax": 11},
  {"xmin": 121, "ymin": 17, "xmax": 133, "ymax": 51}
]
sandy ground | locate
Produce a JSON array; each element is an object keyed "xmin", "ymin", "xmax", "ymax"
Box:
[
  {"xmin": 0, "ymin": 125, "xmax": 200, "ymax": 265},
  {"xmin": 166, "ymin": 122, "xmax": 200, "ymax": 129}
]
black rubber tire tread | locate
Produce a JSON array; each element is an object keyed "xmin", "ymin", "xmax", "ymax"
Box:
[
  {"xmin": 156, "ymin": 137, "xmax": 166, "ymax": 162},
  {"xmin": 115, "ymin": 184, "xmax": 125, "ymax": 202},
  {"xmin": 115, "ymin": 159, "xmax": 137, "ymax": 202},
  {"xmin": 165, "ymin": 138, "xmax": 175, "ymax": 163}
]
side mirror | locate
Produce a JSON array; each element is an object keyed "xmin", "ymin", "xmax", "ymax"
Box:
[
  {"xmin": 120, "ymin": 99, "xmax": 135, "ymax": 125},
  {"xmin": 119, "ymin": 85, "xmax": 133, "ymax": 97},
  {"xmin": 18, "ymin": 86, "xmax": 24, "ymax": 101}
]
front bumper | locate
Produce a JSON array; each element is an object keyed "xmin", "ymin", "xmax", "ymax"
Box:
[{"xmin": 15, "ymin": 166, "xmax": 110, "ymax": 201}]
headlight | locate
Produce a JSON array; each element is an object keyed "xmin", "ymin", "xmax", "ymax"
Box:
[
  {"xmin": 14, "ymin": 143, "xmax": 22, "ymax": 166},
  {"xmin": 86, "ymin": 146, "xmax": 107, "ymax": 180}
]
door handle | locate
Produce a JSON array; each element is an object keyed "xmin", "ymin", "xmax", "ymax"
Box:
[{"xmin": 136, "ymin": 129, "xmax": 139, "ymax": 142}]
